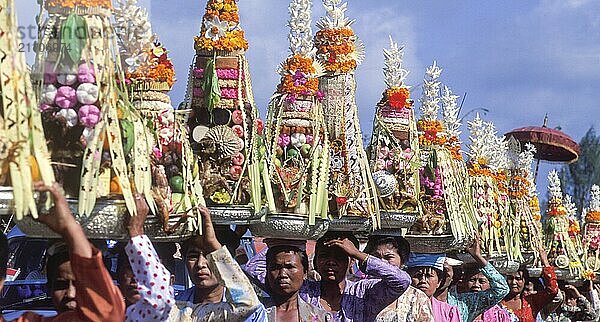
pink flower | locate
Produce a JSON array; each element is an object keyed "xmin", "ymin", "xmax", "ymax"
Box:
[
  {"xmin": 375, "ymin": 159, "xmax": 386, "ymax": 171},
  {"xmin": 305, "ymin": 134, "xmax": 314, "ymax": 145},
  {"xmin": 77, "ymin": 63, "xmax": 96, "ymax": 84},
  {"xmin": 232, "ymin": 152, "xmax": 245, "ymax": 166},
  {"xmin": 39, "ymin": 104, "xmax": 54, "ymax": 112},
  {"xmin": 216, "ymin": 68, "xmax": 239, "ymax": 80},
  {"xmin": 232, "ymin": 110, "xmax": 244, "ymax": 125},
  {"xmin": 78, "ymin": 104, "xmax": 101, "ymax": 127},
  {"xmin": 316, "ymin": 90, "xmax": 325, "ymax": 101},
  {"xmin": 379, "ymin": 146, "xmax": 390, "ymax": 158},
  {"xmin": 278, "ymin": 134, "xmax": 290, "ymax": 147},
  {"xmin": 221, "ymin": 88, "xmax": 238, "ymax": 99},
  {"xmin": 153, "ymin": 147, "xmax": 163, "ymax": 159},
  {"xmin": 255, "ymin": 119, "xmax": 264, "ymax": 135},
  {"xmin": 232, "ymin": 125, "xmax": 244, "ymax": 138},
  {"xmin": 55, "ymin": 86, "xmax": 77, "ymax": 109},
  {"xmin": 193, "ymin": 68, "xmax": 205, "ymax": 79},
  {"xmin": 229, "ymin": 165, "xmax": 243, "ymax": 180},
  {"xmin": 385, "ymin": 160, "xmax": 393, "ymax": 169}
]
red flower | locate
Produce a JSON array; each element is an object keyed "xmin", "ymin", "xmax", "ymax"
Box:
[
  {"xmin": 336, "ymin": 196, "xmax": 347, "ymax": 205},
  {"xmin": 389, "ymin": 90, "xmax": 409, "ymax": 109},
  {"xmin": 255, "ymin": 119, "xmax": 264, "ymax": 135}
]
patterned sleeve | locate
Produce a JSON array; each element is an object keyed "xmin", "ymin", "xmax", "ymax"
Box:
[
  {"xmin": 361, "ymin": 255, "xmax": 411, "ymax": 317},
  {"xmin": 243, "ymin": 246, "xmax": 267, "ymax": 286},
  {"xmin": 125, "ymin": 235, "xmax": 174, "ymax": 322},
  {"xmin": 458, "ymin": 262, "xmax": 510, "ymax": 321},
  {"xmin": 575, "ymin": 295, "xmax": 598, "ymax": 321},
  {"xmin": 590, "ymin": 289, "xmax": 600, "ymax": 316}
]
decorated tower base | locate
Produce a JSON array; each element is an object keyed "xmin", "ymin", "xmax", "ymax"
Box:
[
  {"xmin": 19, "ymin": 0, "xmax": 169, "ymax": 239},
  {"xmin": 582, "ymin": 185, "xmax": 600, "ymax": 273},
  {"xmin": 368, "ymin": 38, "xmax": 419, "ymax": 230},
  {"xmin": 186, "ymin": 0, "xmax": 263, "ymax": 224},
  {"xmin": 315, "ymin": 0, "xmax": 379, "ymax": 232},
  {"xmin": 249, "ymin": 0, "xmax": 329, "ymax": 240},
  {"xmin": 545, "ymin": 170, "xmax": 583, "ymax": 278},
  {"xmin": 405, "ymin": 63, "xmax": 477, "ymax": 253},
  {"xmin": 0, "ymin": 0, "xmax": 55, "ymax": 225}
]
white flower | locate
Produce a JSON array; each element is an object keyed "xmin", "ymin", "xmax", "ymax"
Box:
[
  {"xmin": 204, "ymin": 16, "xmax": 228, "ymax": 41},
  {"xmin": 76, "ymin": 83, "xmax": 99, "ymax": 105},
  {"xmin": 42, "ymin": 84, "xmax": 57, "ymax": 105},
  {"xmin": 56, "ymin": 109, "xmax": 78, "ymax": 128},
  {"xmin": 57, "ymin": 73, "xmax": 77, "ymax": 86}
]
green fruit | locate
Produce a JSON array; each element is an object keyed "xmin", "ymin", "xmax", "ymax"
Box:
[
  {"xmin": 300, "ymin": 144, "xmax": 311, "ymax": 157},
  {"xmin": 287, "ymin": 148, "xmax": 299, "ymax": 159},
  {"xmin": 273, "ymin": 158, "xmax": 282, "ymax": 168},
  {"xmin": 170, "ymin": 175, "xmax": 184, "ymax": 193}
]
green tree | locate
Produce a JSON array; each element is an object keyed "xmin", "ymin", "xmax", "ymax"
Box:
[{"xmin": 560, "ymin": 127, "xmax": 600, "ymax": 214}]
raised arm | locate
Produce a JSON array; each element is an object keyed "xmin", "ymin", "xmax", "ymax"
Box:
[
  {"xmin": 188, "ymin": 207, "xmax": 264, "ymax": 321},
  {"xmin": 125, "ymin": 195, "xmax": 174, "ymax": 321},
  {"xmin": 528, "ymin": 248, "xmax": 558, "ymax": 313},
  {"xmin": 456, "ymin": 234, "xmax": 510, "ymax": 322},
  {"xmin": 35, "ymin": 182, "xmax": 125, "ymax": 322},
  {"xmin": 243, "ymin": 246, "xmax": 267, "ymax": 287},
  {"xmin": 325, "ymin": 238, "xmax": 411, "ymax": 316}
]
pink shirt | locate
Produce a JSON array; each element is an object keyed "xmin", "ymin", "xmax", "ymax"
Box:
[{"xmin": 431, "ymin": 296, "xmax": 461, "ymax": 322}]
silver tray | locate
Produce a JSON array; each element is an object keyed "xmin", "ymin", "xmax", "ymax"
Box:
[
  {"xmin": 328, "ymin": 216, "xmax": 372, "ymax": 232},
  {"xmin": 404, "ymin": 234, "xmax": 462, "ymax": 253},
  {"xmin": 0, "ymin": 187, "xmax": 41, "ymax": 216},
  {"xmin": 455, "ymin": 253, "xmax": 521, "ymax": 274},
  {"xmin": 17, "ymin": 198, "xmax": 196, "ymax": 242},
  {"xmin": 208, "ymin": 205, "xmax": 259, "ymax": 225},
  {"xmin": 249, "ymin": 214, "xmax": 329, "ymax": 240},
  {"xmin": 528, "ymin": 267, "xmax": 582, "ymax": 283},
  {"xmin": 379, "ymin": 211, "xmax": 418, "ymax": 229}
]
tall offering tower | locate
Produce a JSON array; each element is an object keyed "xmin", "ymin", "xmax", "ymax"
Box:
[{"xmin": 314, "ymin": 0, "xmax": 379, "ymax": 227}]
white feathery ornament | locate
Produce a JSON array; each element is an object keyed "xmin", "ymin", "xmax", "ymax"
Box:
[
  {"xmin": 419, "ymin": 61, "xmax": 443, "ymax": 121},
  {"xmin": 589, "ymin": 185, "xmax": 600, "ymax": 212},
  {"xmin": 548, "ymin": 170, "xmax": 563, "ymax": 201},
  {"xmin": 490, "ymin": 133, "xmax": 509, "ymax": 171},
  {"xmin": 383, "ymin": 36, "xmax": 409, "ymax": 89},
  {"xmin": 564, "ymin": 194, "xmax": 577, "ymax": 218},
  {"xmin": 316, "ymin": 0, "xmax": 354, "ymax": 30},
  {"xmin": 113, "ymin": 0, "xmax": 155, "ymax": 73},
  {"xmin": 441, "ymin": 85, "xmax": 461, "ymax": 139},
  {"xmin": 288, "ymin": 0, "xmax": 315, "ymax": 58},
  {"xmin": 467, "ymin": 113, "xmax": 488, "ymax": 163}
]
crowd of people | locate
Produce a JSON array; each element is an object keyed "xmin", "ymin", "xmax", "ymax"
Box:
[{"xmin": 1, "ymin": 184, "xmax": 600, "ymax": 322}]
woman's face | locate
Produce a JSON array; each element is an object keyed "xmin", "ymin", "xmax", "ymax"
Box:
[
  {"xmin": 505, "ymin": 271, "xmax": 525, "ymax": 295},
  {"xmin": 409, "ymin": 267, "xmax": 441, "ymax": 298},
  {"xmin": 266, "ymin": 251, "xmax": 306, "ymax": 298},
  {"xmin": 466, "ymin": 272, "xmax": 489, "ymax": 292},
  {"xmin": 371, "ymin": 243, "xmax": 402, "ymax": 267}
]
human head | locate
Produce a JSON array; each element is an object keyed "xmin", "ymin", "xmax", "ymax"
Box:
[
  {"xmin": 364, "ymin": 234, "xmax": 410, "ymax": 268},
  {"xmin": 116, "ymin": 246, "xmax": 141, "ymax": 306},
  {"xmin": 505, "ymin": 265, "xmax": 529, "ymax": 296},
  {"xmin": 314, "ymin": 232, "xmax": 359, "ymax": 284},
  {"xmin": 406, "ymin": 253, "xmax": 447, "ymax": 298},
  {"xmin": 266, "ymin": 245, "xmax": 308, "ymax": 300},
  {"xmin": 182, "ymin": 236, "xmax": 220, "ymax": 290},
  {"xmin": 0, "ymin": 233, "xmax": 7, "ymax": 290},
  {"xmin": 46, "ymin": 244, "xmax": 76, "ymax": 312}
]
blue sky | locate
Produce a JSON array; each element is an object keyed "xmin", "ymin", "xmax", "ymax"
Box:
[{"xmin": 15, "ymin": 0, "xmax": 600, "ymax": 195}]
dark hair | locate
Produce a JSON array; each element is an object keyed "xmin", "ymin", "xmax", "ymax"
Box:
[
  {"xmin": 115, "ymin": 244, "xmax": 130, "ymax": 275},
  {"xmin": 182, "ymin": 227, "xmax": 241, "ymax": 257},
  {"xmin": 364, "ymin": 236, "xmax": 410, "ymax": 264},
  {"xmin": 315, "ymin": 231, "xmax": 359, "ymax": 253},
  {"xmin": 408, "ymin": 266, "xmax": 447, "ymax": 288},
  {"xmin": 0, "ymin": 233, "xmax": 7, "ymax": 280},
  {"xmin": 517, "ymin": 264, "xmax": 530, "ymax": 281},
  {"xmin": 46, "ymin": 251, "xmax": 70, "ymax": 290},
  {"xmin": 266, "ymin": 245, "xmax": 309, "ymax": 273}
]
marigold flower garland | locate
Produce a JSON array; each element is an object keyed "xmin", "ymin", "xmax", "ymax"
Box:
[
  {"xmin": 195, "ymin": 0, "xmax": 248, "ymax": 52},
  {"xmin": 314, "ymin": 28, "xmax": 358, "ymax": 73},
  {"xmin": 45, "ymin": 0, "xmax": 112, "ymax": 9},
  {"xmin": 417, "ymin": 120, "xmax": 447, "ymax": 146}
]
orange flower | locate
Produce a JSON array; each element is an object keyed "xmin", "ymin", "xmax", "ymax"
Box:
[
  {"xmin": 195, "ymin": 30, "xmax": 249, "ymax": 52},
  {"xmin": 387, "ymin": 87, "xmax": 411, "ymax": 109},
  {"xmin": 315, "ymin": 28, "xmax": 358, "ymax": 73},
  {"xmin": 586, "ymin": 211, "xmax": 600, "ymax": 222},
  {"xmin": 45, "ymin": 0, "xmax": 112, "ymax": 9}
]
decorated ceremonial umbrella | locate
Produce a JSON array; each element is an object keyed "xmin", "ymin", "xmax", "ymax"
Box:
[
  {"xmin": 505, "ymin": 116, "xmax": 580, "ymax": 183},
  {"xmin": 315, "ymin": 0, "xmax": 380, "ymax": 231},
  {"xmin": 185, "ymin": 0, "xmax": 264, "ymax": 224}
]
